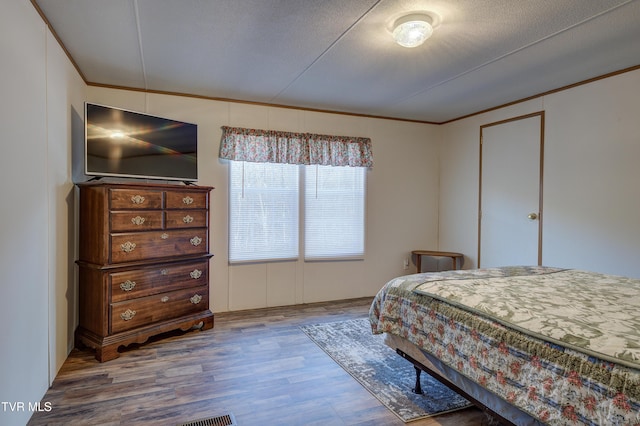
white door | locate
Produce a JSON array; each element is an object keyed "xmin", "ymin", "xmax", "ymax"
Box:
[{"xmin": 479, "ymin": 113, "xmax": 543, "ymax": 268}]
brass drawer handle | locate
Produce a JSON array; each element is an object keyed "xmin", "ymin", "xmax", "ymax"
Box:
[
  {"xmin": 183, "ymin": 214, "xmax": 194, "ymax": 224},
  {"xmin": 120, "ymin": 280, "xmax": 136, "ymax": 292},
  {"xmin": 190, "ymin": 294, "xmax": 202, "ymax": 304},
  {"xmin": 131, "ymin": 216, "xmax": 146, "ymax": 225},
  {"xmin": 190, "ymin": 236, "xmax": 202, "ymax": 246},
  {"xmin": 190, "ymin": 269, "xmax": 202, "ymax": 279},
  {"xmin": 120, "ymin": 309, "xmax": 136, "ymax": 321},
  {"xmin": 183, "ymin": 196, "xmax": 194, "ymax": 205},
  {"xmin": 161, "ymin": 296, "xmax": 169, "ymax": 303},
  {"xmin": 161, "ymin": 233, "xmax": 169, "ymax": 239},
  {"xmin": 130, "ymin": 195, "xmax": 145, "ymax": 205},
  {"xmin": 120, "ymin": 241, "xmax": 136, "ymax": 253}
]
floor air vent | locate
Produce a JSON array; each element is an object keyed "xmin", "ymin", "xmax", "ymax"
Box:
[{"xmin": 178, "ymin": 413, "xmax": 237, "ymax": 426}]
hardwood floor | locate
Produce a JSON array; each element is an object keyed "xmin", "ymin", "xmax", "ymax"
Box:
[{"xmin": 29, "ymin": 298, "xmax": 486, "ymax": 426}]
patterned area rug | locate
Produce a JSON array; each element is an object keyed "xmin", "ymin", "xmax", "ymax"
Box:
[{"xmin": 300, "ymin": 318, "xmax": 471, "ymax": 423}]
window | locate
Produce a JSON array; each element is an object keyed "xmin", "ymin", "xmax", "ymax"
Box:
[
  {"xmin": 229, "ymin": 161, "xmax": 299, "ymax": 262},
  {"xmin": 305, "ymin": 165, "xmax": 365, "ymax": 260},
  {"xmin": 221, "ymin": 125, "xmax": 372, "ymax": 263},
  {"xmin": 228, "ymin": 161, "xmax": 365, "ymax": 263}
]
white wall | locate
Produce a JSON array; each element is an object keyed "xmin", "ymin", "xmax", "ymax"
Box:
[
  {"xmin": 45, "ymin": 29, "xmax": 87, "ymax": 380},
  {"xmin": 85, "ymin": 87, "xmax": 441, "ymax": 312},
  {"xmin": 0, "ymin": 2, "xmax": 48, "ymax": 424},
  {"xmin": 542, "ymin": 70, "xmax": 640, "ymax": 277},
  {"xmin": 439, "ymin": 68, "xmax": 640, "ymax": 278},
  {"xmin": 1, "ymin": 1, "xmax": 83, "ymax": 425}
]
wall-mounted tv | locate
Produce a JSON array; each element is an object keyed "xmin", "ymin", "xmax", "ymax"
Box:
[{"xmin": 85, "ymin": 103, "xmax": 198, "ymax": 182}]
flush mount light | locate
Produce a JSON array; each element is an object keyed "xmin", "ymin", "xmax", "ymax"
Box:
[{"xmin": 392, "ymin": 14, "xmax": 433, "ymax": 48}]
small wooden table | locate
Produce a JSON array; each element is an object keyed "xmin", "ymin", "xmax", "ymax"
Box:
[{"xmin": 412, "ymin": 250, "xmax": 464, "ymax": 273}]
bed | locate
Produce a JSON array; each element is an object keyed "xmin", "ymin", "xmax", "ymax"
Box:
[{"xmin": 369, "ymin": 266, "xmax": 640, "ymax": 425}]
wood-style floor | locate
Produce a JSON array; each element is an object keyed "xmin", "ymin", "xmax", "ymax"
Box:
[{"xmin": 28, "ymin": 297, "xmax": 486, "ymax": 426}]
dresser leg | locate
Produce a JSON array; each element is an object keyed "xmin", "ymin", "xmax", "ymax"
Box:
[
  {"xmin": 96, "ymin": 345, "xmax": 120, "ymax": 363},
  {"xmin": 202, "ymin": 315, "xmax": 214, "ymax": 330},
  {"xmin": 75, "ymin": 328, "xmax": 121, "ymax": 362}
]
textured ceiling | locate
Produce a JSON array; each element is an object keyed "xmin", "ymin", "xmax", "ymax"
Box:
[{"xmin": 34, "ymin": 0, "xmax": 640, "ymax": 123}]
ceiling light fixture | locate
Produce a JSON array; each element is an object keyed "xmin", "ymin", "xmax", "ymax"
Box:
[{"xmin": 392, "ymin": 14, "xmax": 433, "ymax": 48}]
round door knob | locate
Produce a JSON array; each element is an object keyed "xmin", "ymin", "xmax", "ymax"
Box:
[{"xmin": 527, "ymin": 212, "xmax": 538, "ymax": 220}]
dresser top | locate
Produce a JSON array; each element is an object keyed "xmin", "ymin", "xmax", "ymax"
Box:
[{"xmin": 77, "ymin": 180, "xmax": 214, "ymax": 191}]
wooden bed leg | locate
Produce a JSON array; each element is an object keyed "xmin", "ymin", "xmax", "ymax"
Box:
[{"xmin": 412, "ymin": 366, "xmax": 424, "ymax": 394}]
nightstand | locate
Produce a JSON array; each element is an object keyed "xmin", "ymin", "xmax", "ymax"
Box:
[{"xmin": 411, "ymin": 250, "xmax": 464, "ymax": 273}]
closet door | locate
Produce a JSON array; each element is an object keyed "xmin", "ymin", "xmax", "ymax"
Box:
[{"xmin": 479, "ymin": 112, "xmax": 544, "ymax": 267}]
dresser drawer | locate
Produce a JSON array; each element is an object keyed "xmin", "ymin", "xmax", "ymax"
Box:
[
  {"xmin": 110, "ymin": 211, "xmax": 164, "ymax": 232},
  {"xmin": 166, "ymin": 191, "xmax": 208, "ymax": 209},
  {"xmin": 110, "ymin": 287, "xmax": 209, "ymax": 334},
  {"xmin": 109, "ymin": 260, "xmax": 209, "ymax": 302},
  {"xmin": 110, "ymin": 229, "xmax": 208, "ymax": 263},
  {"xmin": 165, "ymin": 210, "xmax": 207, "ymax": 229},
  {"xmin": 110, "ymin": 188, "xmax": 164, "ymax": 210}
]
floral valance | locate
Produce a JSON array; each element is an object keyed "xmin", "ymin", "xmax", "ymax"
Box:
[{"xmin": 219, "ymin": 126, "xmax": 373, "ymax": 168}]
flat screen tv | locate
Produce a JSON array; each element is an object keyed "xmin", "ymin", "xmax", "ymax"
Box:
[{"xmin": 85, "ymin": 102, "xmax": 198, "ymax": 182}]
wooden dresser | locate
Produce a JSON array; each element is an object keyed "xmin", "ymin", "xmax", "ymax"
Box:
[{"xmin": 75, "ymin": 182, "xmax": 214, "ymax": 362}]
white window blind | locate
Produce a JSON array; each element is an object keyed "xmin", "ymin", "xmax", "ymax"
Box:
[
  {"xmin": 229, "ymin": 161, "xmax": 299, "ymax": 262},
  {"xmin": 304, "ymin": 165, "xmax": 365, "ymax": 260}
]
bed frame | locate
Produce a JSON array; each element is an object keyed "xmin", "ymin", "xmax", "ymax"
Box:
[
  {"xmin": 383, "ymin": 332, "xmax": 544, "ymax": 426},
  {"xmin": 397, "ymin": 348, "xmax": 515, "ymax": 425}
]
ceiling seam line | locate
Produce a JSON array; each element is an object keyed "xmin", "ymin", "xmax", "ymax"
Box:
[
  {"xmin": 269, "ymin": 0, "xmax": 384, "ymax": 102},
  {"xmin": 389, "ymin": 0, "xmax": 638, "ymax": 107},
  {"xmin": 133, "ymin": 0, "xmax": 148, "ymax": 91}
]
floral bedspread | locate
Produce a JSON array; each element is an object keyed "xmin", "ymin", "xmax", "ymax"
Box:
[{"xmin": 369, "ymin": 266, "xmax": 640, "ymax": 425}]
